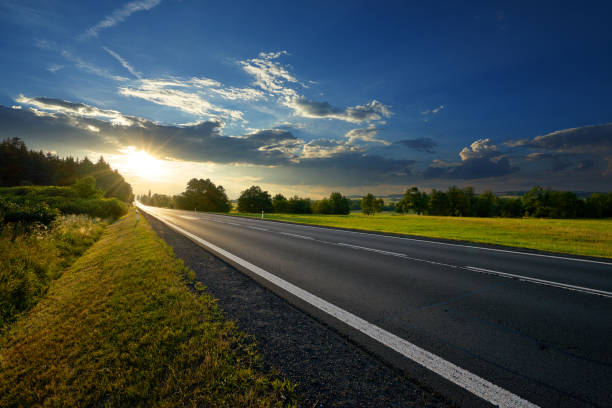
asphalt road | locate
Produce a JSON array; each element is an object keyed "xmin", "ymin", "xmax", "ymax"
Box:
[{"xmin": 138, "ymin": 204, "xmax": 612, "ymax": 408}]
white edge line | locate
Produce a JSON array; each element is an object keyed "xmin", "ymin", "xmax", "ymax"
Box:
[
  {"xmin": 140, "ymin": 205, "xmax": 539, "ymax": 408},
  {"xmin": 464, "ymin": 266, "xmax": 612, "ymax": 299},
  {"xmin": 205, "ymin": 213, "xmax": 611, "ymax": 266}
]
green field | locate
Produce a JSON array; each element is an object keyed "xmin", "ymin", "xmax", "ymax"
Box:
[
  {"xmin": 231, "ymin": 212, "xmax": 612, "ymax": 258},
  {"xmin": 1, "ymin": 211, "xmax": 297, "ymax": 407}
]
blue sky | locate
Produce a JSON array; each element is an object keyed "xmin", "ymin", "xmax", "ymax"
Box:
[{"xmin": 1, "ymin": 0, "xmax": 611, "ymax": 197}]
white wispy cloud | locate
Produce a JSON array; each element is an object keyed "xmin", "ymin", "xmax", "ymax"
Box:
[
  {"xmin": 61, "ymin": 50, "xmax": 128, "ymax": 81},
  {"xmin": 46, "ymin": 64, "xmax": 64, "ymax": 73},
  {"xmin": 240, "ymin": 50, "xmax": 300, "ymax": 94},
  {"xmin": 15, "ymin": 95, "xmax": 134, "ymax": 126},
  {"xmin": 209, "ymin": 86, "xmax": 265, "ymax": 101},
  {"xmin": 103, "ymin": 46, "xmax": 141, "ymax": 78},
  {"xmin": 422, "ymin": 105, "xmax": 445, "ymax": 115},
  {"xmin": 119, "ymin": 78, "xmax": 244, "ymax": 120},
  {"xmin": 84, "ymin": 0, "xmax": 162, "ymax": 38}
]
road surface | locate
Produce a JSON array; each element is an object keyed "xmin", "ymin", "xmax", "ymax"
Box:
[{"xmin": 138, "ymin": 204, "xmax": 612, "ymax": 408}]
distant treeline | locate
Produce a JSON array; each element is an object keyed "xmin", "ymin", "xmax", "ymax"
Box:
[
  {"xmin": 0, "ymin": 138, "xmax": 133, "ymax": 202},
  {"xmin": 395, "ymin": 186, "xmax": 612, "ymax": 218},
  {"xmin": 138, "ymin": 181, "xmax": 352, "ymax": 215},
  {"xmin": 141, "ymin": 181, "xmax": 612, "ymax": 219}
]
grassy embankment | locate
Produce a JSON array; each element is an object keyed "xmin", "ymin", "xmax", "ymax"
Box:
[
  {"xmin": 0, "ymin": 211, "xmax": 297, "ymax": 407},
  {"xmin": 231, "ymin": 212, "xmax": 612, "ymax": 258},
  {"xmin": 0, "ymin": 215, "xmax": 107, "ymax": 327}
]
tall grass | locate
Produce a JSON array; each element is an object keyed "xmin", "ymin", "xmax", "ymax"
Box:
[{"xmin": 0, "ymin": 215, "xmax": 106, "ymax": 328}]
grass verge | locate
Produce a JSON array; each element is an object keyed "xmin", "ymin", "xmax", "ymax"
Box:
[
  {"xmin": 231, "ymin": 212, "xmax": 612, "ymax": 258},
  {"xmin": 0, "ymin": 211, "xmax": 297, "ymax": 407},
  {"xmin": 0, "ymin": 215, "xmax": 107, "ymax": 328}
]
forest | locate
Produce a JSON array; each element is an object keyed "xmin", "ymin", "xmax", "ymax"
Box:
[{"xmin": 0, "ymin": 138, "xmax": 133, "ymax": 203}]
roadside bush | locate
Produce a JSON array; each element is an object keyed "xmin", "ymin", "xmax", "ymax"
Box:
[{"xmin": 0, "ymin": 198, "xmax": 59, "ymax": 236}]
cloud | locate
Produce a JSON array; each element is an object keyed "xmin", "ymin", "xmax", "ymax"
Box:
[
  {"xmin": 61, "ymin": 50, "xmax": 128, "ymax": 81},
  {"xmin": 578, "ymin": 160, "xmax": 594, "ymax": 170},
  {"xmin": 526, "ymin": 152, "xmax": 573, "ymax": 172},
  {"xmin": 286, "ymin": 97, "xmax": 392, "ymax": 123},
  {"xmin": 103, "ymin": 47, "xmax": 141, "ymax": 78},
  {"xmin": 118, "ymin": 78, "xmax": 243, "ymax": 121},
  {"xmin": 422, "ymin": 105, "xmax": 445, "ymax": 115},
  {"xmin": 344, "ymin": 125, "xmax": 390, "ymax": 145},
  {"xmin": 84, "ymin": 0, "xmax": 162, "ymax": 38},
  {"xmin": 240, "ymin": 50, "xmax": 299, "ymax": 94},
  {"xmin": 459, "ymin": 138, "xmax": 498, "ymax": 160},
  {"xmin": 394, "ymin": 138, "xmax": 437, "ymax": 153},
  {"xmin": 423, "ymin": 137, "xmax": 517, "ymax": 180},
  {"xmin": 302, "ymin": 139, "xmax": 362, "ymax": 159},
  {"xmin": 46, "ymin": 64, "xmax": 64, "ymax": 73},
  {"xmin": 423, "ymin": 156, "xmax": 518, "ymax": 179},
  {"xmin": 0, "ymin": 100, "xmax": 415, "ymax": 187},
  {"xmin": 209, "ymin": 87, "xmax": 265, "ymax": 101},
  {"xmin": 505, "ymin": 123, "xmax": 612, "ymax": 152},
  {"xmin": 15, "ymin": 95, "xmax": 134, "ymax": 126}
]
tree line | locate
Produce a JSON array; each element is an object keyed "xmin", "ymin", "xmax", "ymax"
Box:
[
  {"xmin": 394, "ymin": 186, "xmax": 612, "ymax": 218},
  {"xmin": 138, "ymin": 182, "xmax": 353, "ymax": 215},
  {"xmin": 141, "ymin": 180, "xmax": 611, "ymax": 219},
  {"xmin": 0, "ymin": 138, "xmax": 133, "ymax": 202}
]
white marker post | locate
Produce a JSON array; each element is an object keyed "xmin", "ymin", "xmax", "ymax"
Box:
[{"xmin": 261, "ymin": 211, "xmax": 264, "ymax": 219}]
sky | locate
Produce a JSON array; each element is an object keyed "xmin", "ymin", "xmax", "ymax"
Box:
[{"xmin": 0, "ymin": 0, "xmax": 611, "ymax": 198}]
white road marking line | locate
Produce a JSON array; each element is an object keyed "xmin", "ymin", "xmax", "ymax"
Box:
[
  {"xmin": 227, "ymin": 222, "xmax": 241, "ymax": 226},
  {"xmin": 141, "ymin": 205, "xmax": 538, "ymax": 408},
  {"xmin": 336, "ymin": 242, "xmax": 459, "ymax": 268},
  {"xmin": 338, "ymin": 242, "xmax": 611, "ymax": 298},
  {"xmin": 248, "ymin": 226, "xmax": 269, "ymax": 232},
  {"xmin": 216, "ymin": 214, "xmax": 611, "ymax": 266},
  {"xmin": 280, "ymin": 232, "xmax": 314, "ymax": 240},
  {"xmin": 178, "ymin": 215, "xmax": 200, "ymax": 220},
  {"xmin": 464, "ymin": 266, "xmax": 612, "ymax": 299}
]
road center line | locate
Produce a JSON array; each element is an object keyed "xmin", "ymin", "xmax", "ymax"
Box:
[
  {"xmin": 337, "ymin": 242, "xmax": 611, "ymax": 298},
  {"xmin": 248, "ymin": 226, "xmax": 269, "ymax": 232},
  {"xmin": 140, "ymin": 205, "xmax": 538, "ymax": 408},
  {"xmin": 280, "ymin": 232, "xmax": 314, "ymax": 240},
  {"xmin": 464, "ymin": 266, "xmax": 612, "ymax": 299}
]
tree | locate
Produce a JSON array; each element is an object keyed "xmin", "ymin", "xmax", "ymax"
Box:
[
  {"xmin": 313, "ymin": 192, "xmax": 350, "ymax": 214},
  {"xmin": 175, "ymin": 178, "xmax": 231, "ymax": 212},
  {"xmin": 428, "ymin": 189, "xmax": 449, "ymax": 215},
  {"xmin": 361, "ymin": 193, "xmax": 384, "ymax": 215},
  {"xmin": 237, "ymin": 185, "xmax": 273, "ymax": 213},
  {"xmin": 397, "ymin": 187, "xmax": 428, "ymax": 215},
  {"xmin": 286, "ymin": 196, "xmax": 312, "ymax": 214},
  {"xmin": 473, "ymin": 190, "xmax": 500, "ymax": 217},
  {"xmin": 329, "ymin": 192, "xmax": 351, "ymax": 214},
  {"xmin": 272, "ymin": 194, "xmax": 288, "ymax": 213}
]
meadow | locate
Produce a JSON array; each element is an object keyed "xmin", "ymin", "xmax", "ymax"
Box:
[
  {"xmin": 231, "ymin": 212, "xmax": 612, "ymax": 258},
  {"xmin": 0, "ymin": 211, "xmax": 297, "ymax": 407}
]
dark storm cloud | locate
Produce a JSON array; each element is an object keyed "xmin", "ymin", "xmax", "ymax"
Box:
[
  {"xmin": 394, "ymin": 138, "xmax": 438, "ymax": 153},
  {"xmin": 505, "ymin": 123, "xmax": 612, "ymax": 152},
  {"xmin": 578, "ymin": 159, "xmax": 595, "ymax": 170},
  {"xmin": 423, "ymin": 157, "xmax": 518, "ymax": 179},
  {"xmin": 0, "ymin": 102, "xmax": 416, "ymax": 186}
]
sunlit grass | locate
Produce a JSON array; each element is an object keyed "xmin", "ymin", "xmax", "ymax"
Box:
[
  {"xmin": 0, "ymin": 211, "xmax": 297, "ymax": 407},
  {"xmin": 231, "ymin": 212, "xmax": 612, "ymax": 258}
]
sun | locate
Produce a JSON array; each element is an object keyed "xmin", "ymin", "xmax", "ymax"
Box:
[{"xmin": 122, "ymin": 148, "xmax": 163, "ymax": 180}]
